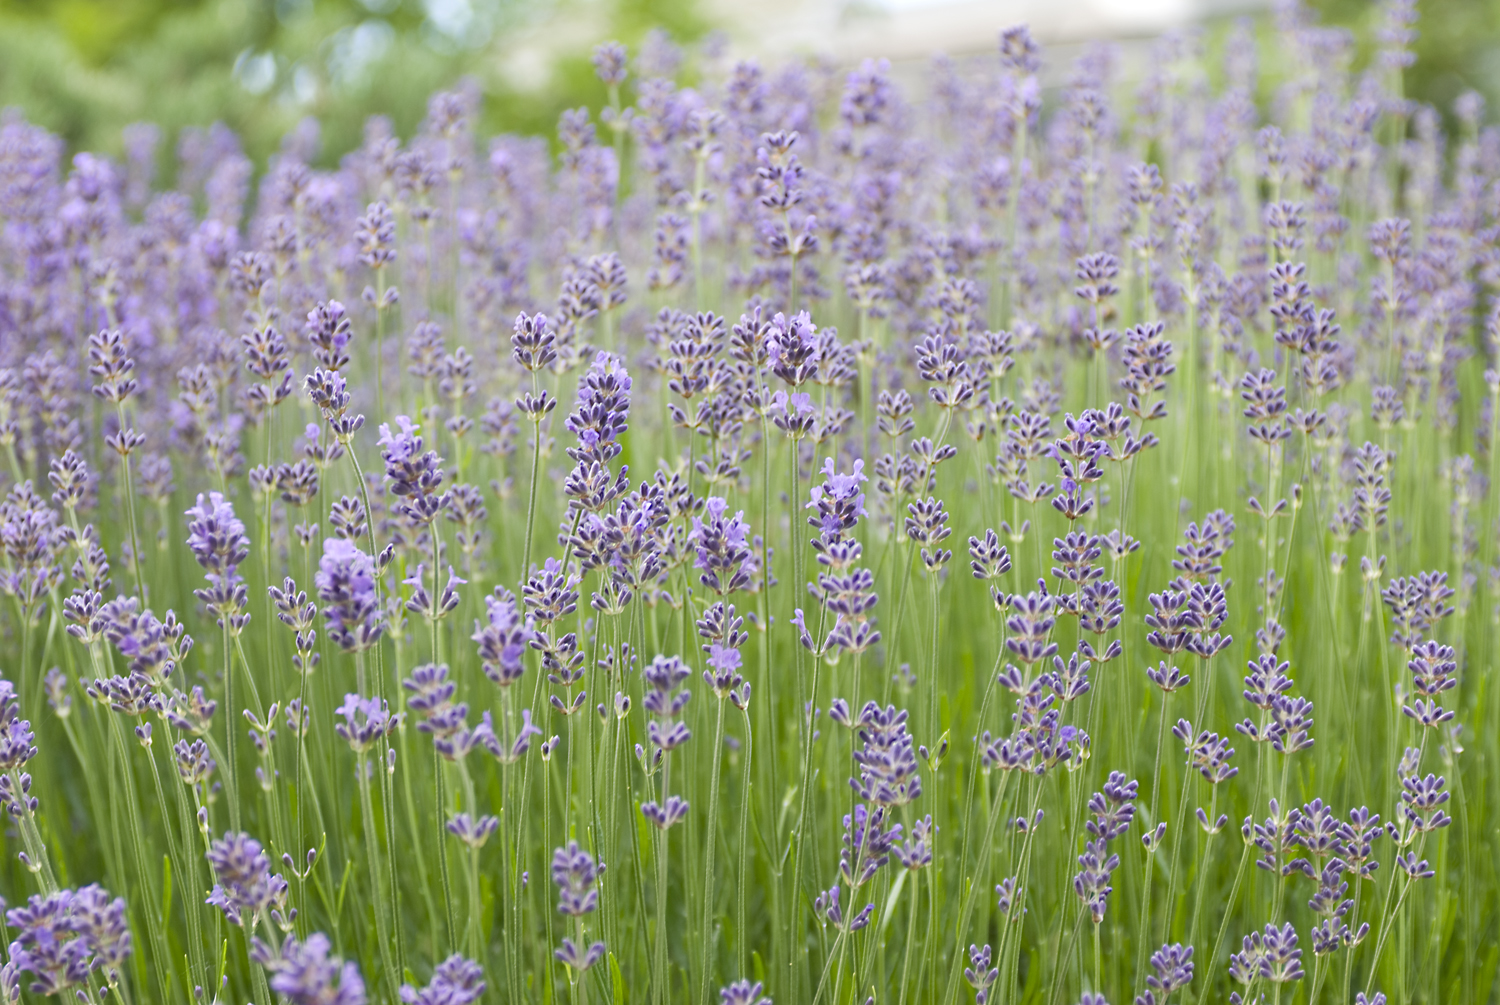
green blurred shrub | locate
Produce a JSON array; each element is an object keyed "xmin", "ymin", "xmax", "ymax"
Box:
[{"xmin": 0, "ymin": 0, "xmax": 703, "ymax": 168}]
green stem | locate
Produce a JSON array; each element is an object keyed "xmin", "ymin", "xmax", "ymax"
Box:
[
  {"xmin": 699, "ymin": 696, "xmax": 728, "ymax": 1003},
  {"xmin": 653, "ymin": 754, "xmax": 672, "ymax": 1005},
  {"xmin": 108, "ymin": 717, "xmax": 177, "ymax": 1004},
  {"xmin": 357, "ymin": 748, "xmax": 401, "ymax": 1000}
]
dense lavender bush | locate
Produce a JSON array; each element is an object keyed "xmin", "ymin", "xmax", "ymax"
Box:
[{"xmin": 0, "ymin": 3, "xmax": 1493, "ymax": 1004}]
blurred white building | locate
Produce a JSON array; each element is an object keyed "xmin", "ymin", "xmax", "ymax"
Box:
[
  {"xmin": 708, "ymin": 0, "xmax": 1267, "ymax": 61},
  {"xmin": 492, "ymin": 0, "xmax": 1268, "ymax": 95}
]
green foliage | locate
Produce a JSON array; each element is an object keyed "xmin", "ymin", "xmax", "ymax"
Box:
[
  {"xmin": 1312, "ymin": 0, "xmax": 1500, "ymax": 122},
  {"xmin": 0, "ymin": 0, "xmax": 707, "ymax": 168}
]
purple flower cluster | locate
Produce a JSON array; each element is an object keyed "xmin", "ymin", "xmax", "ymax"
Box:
[
  {"xmin": 261, "ymin": 933, "xmax": 367, "ymax": 1005},
  {"xmin": 379, "ymin": 415, "xmax": 449, "ymax": 525},
  {"xmin": 801, "ymin": 457, "xmax": 882, "ymax": 656},
  {"xmin": 334, "ymin": 693, "xmax": 401, "ymax": 754},
  {"xmin": 316, "ymin": 537, "xmax": 383, "ymax": 652},
  {"xmin": 0, "ymin": 679, "xmax": 38, "ymax": 818},
  {"xmin": 5, "ymin": 886, "xmax": 131, "ymax": 996},
  {"xmin": 1073, "ymin": 771, "xmax": 1136, "ymax": 923},
  {"xmin": 400, "ymin": 955, "xmax": 486, "ymax": 1005},
  {"xmin": 472, "ymin": 587, "xmax": 536, "ymax": 687},
  {"xmin": 185, "ymin": 490, "xmax": 251, "ymax": 631},
  {"xmin": 205, "ymin": 830, "xmax": 289, "ymax": 927},
  {"xmin": 552, "ymin": 841, "xmax": 606, "ymax": 973}
]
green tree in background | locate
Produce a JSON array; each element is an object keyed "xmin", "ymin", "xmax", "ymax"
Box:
[
  {"xmin": 1309, "ymin": 0, "xmax": 1500, "ymax": 125},
  {"xmin": 0, "ymin": 0, "xmax": 704, "ymax": 166}
]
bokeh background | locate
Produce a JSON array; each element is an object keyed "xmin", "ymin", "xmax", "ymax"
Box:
[{"xmin": 0, "ymin": 0, "xmax": 1495, "ymax": 168}]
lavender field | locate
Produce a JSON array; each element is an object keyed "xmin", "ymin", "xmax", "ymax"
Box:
[{"xmin": 0, "ymin": 2, "xmax": 1493, "ymax": 1003}]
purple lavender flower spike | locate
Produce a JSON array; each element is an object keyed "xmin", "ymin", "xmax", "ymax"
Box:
[
  {"xmin": 1140, "ymin": 942, "xmax": 1193, "ymax": 1004},
  {"xmin": 0, "ymin": 679, "xmax": 39, "ymax": 818},
  {"xmin": 68, "ymin": 884, "xmax": 132, "ymax": 973},
  {"xmin": 206, "ymin": 831, "xmax": 287, "ymax": 927},
  {"xmin": 551, "ymin": 841, "xmax": 606, "ymax": 972},
  {"xmin": 185, "ymin": 490, "xmax": 250, "ymax": 631},
  {"xmin": 447, "ymin": 812, "xmax": 500, "ymax": 851},
  {"xmin": 641, "ymin": 794, "xmax": 690, "ymax": 829},
  {"xmin": 766, "ymin": 311, "xmax": 821, "ymax": 386},
  {"xmin": 851, "ymin": 703, "xmax": 921, "ymax": 808},
  {"xmin": 838, "ymin": 802, "xmax": 900, "ymax": 888},
  {"xmin": 5, "ymin": 892, "xmax": 93, "ymax": 996},
  {"xmin": 964, "ymin": 943, "xmax": 998, "ymax": 1004},
  {"xmin": 357, "ymin": 201, "xmax": 397, "ymax": 270},
  {"xmin": 593, "ymin": 41, "xmax": 629, "ymax": 86},
  {"xmin": 316, "ymin": 538, "xmax": 383, "ymax": 652},
  {"xmin": 1073, "ymin": 836, "xmax": 1120, "ymax": 924},
  {"xmin": 895, "ymin": 815, "xmax": 934, "ymax": 870},
  {"xmin": 552, "ymin": 840, "xmax": 601, "ymax": 916},
  {"xmin": 399, "ymin": 954, "xmax": 485, "ymax": 1005},
  {"xmin": 265, "ymin": 932, "xmax": 367, "ymax": 1005},
  {"xmin": 553, "ymin": 937, "xmax": 606, "ymax": 974},
  {"xmin": 719, "ymin": 979, "xmax": 772, "ymax": 1005},
  {"xmin": 334, "ymin": 694, "xmax": 400, "ymax": 753},
  {"xmin": 1229, "ymin": 921, "xmax": 1302, "ymax": 995},
  {"xmin": 643, "ymin": 654, "xmax": 692, "ymax": 752},
  {"xmin": 472, "ymin": 587, "xmax": 535, "ymax": 687},
  {"xmin": 691, "ymin": 497, "xmax": 758, "ymax": 596},
  {"xmin": 379, "ymin": 415, "xmax": 449, "ymax": 524},
  {"xmin": 306, "ymin": 301, "xmax": 352, "ymax": 371}
]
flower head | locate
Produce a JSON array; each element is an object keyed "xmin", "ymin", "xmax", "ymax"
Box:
[
  {"xmin": 206, "ymin": 831, "xmax": 286, "ymax": 926},
  {"xmin": 266, "ymin": 933, "xmax": 367, "ymax": 1005},
  {"xmin": 6, "ymin": 891, "xmax": 97, "ymax": 996},
  {"xmin": 334, "ymin": 694, "xmax": 400, "ymax": 753},
  {"xmin": 472, "ymin": 588, "xmax": 535, "ymax": 687},
  {"xmin": 399, "ymin": 955, "xmax": 485, "ymax": 1005},
  {"xmin": 552, "ymin": 841, "xmax": 601, "ymax": 916},
  {"xmin": 316, "ymin": 538, "xmax": 382, "ymax": 652}
]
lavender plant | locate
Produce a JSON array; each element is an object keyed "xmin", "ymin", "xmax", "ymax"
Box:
[{"xmin": 0, "ymin": 4, "xmax": 1495, "ymax": 1004}]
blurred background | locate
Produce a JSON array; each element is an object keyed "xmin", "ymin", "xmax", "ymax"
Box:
[{"xmin": 0, "ymin": 0, "xmax": 1495, "ymax": 165}]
